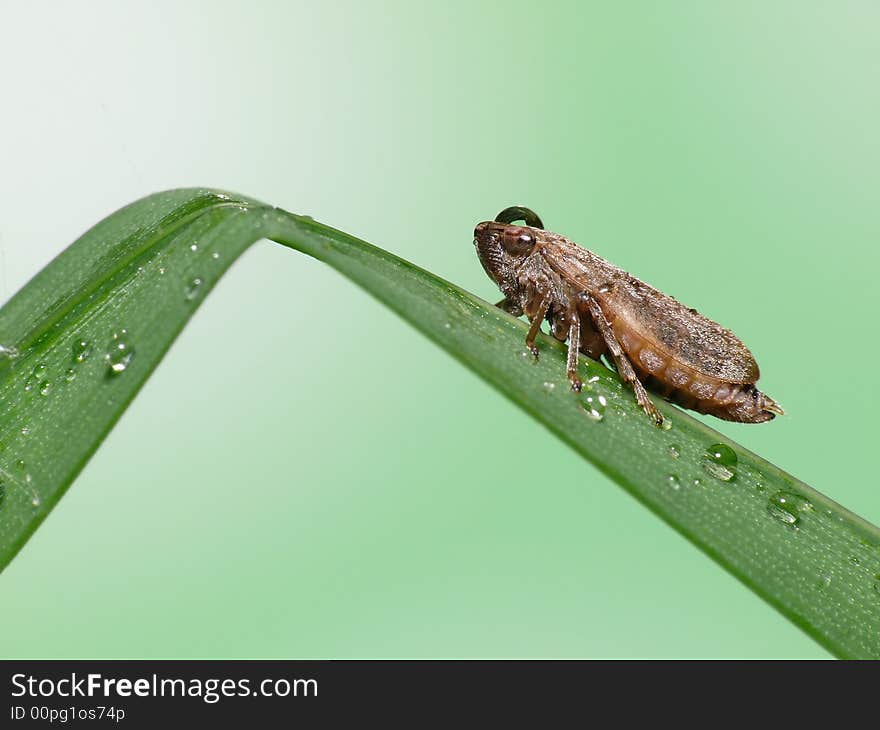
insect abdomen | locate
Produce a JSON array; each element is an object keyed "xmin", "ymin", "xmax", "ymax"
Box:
[{"xmin": 609, "ymin": 315, "xmax": 777, "ymax": 423}]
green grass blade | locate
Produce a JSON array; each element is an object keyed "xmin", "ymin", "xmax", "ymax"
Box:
[{"xmin": 1, "ymin": 189, "xmax": 878, "ymax": 658}]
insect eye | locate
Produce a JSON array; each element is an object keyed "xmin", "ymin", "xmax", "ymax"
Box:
[{"xmin": 501, "ymin": 227, "xmax": 536, "ymax": 256}]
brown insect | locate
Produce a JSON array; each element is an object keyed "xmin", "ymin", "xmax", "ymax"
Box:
[{"xmin": 474, "ymin": 206, "xmax": 783, "ymax": 425}]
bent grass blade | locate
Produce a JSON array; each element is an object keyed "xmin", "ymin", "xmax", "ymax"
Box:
[{"xmin": 0, "ymin": 189, "xmax": 878, "ymax": 658}]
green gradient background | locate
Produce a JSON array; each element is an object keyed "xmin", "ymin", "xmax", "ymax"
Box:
[{"xmin": 0, "ymin": 2, "xmax": 877, "ymax": 658}]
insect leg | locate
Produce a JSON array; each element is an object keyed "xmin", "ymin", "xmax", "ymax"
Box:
[
  {"xmin": 566, "ymin": 315, "xmax": 583, "ymax": 392},
  {"xmin": 579, "ymin": 293, "xmax": 664, "ymax": 426},
  {"xmin": 494, "ymin": 297, "xmax": 524, "ymax": 317},
  {"xmin": 525, "ymin": 292, "xmax": 552, "ymax": 359}
]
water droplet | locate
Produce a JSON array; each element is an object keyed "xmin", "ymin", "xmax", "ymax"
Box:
[
  {"xmin": 39, "ymin": 381, "xmax": 51, "ymax": 396},
  {"xmin": 185, "ymin": 277, "xmax": 203, "ymax": 300},
  {"xmin": 873, "ymin": 574, "xmax": 880, "ymax": 595},
  {"xmin": 668, "ymin": 444, "xmax": 680, "ymax": 459},
  {"xmin": 0, "ymin": 344, "xmax": 19, "ymax": 358},
  {"xmin": 159, "ymin": 266, "xmax": 167, "ymax": 275},
  {"xmin": 849, "ymin": 555, "xmax": 861, "ymax": 567},
  {"xmin": 767, "ymin": 490, "xmax": 812, "ymax": 527},
  {"xmin": 23, "ymin": 376, "xmax": 36, "ymax": 392},
  {"xmin": 20, "ymin": 426, "xmax": 29, "ymax": 436},
  {"xmin": 33, "ymin": 363, "xmax": 47, "ymax": 378},
  {"xmin": 767, "ymin": 502, "xmax": 798, "ymax": 526},
  {"xmin": 15, "ymin": 459, "xmax": 26, "ymax": 472},
  {"xmin": 542, "ymin": 381, "xmax": 556, "ymax": 394},
  {"xmin": 582, "ymin": 394, "xmax": 607, "ymax": 421},
  {"xmin": 666, "ymin": 474, "xmax": 680, "ymax": 490},
  {"xmin": 586, "ymin": 375, "xmax": 600, "ymax": 386},
  {"xmin": 702, "ymin": 443, "xmax": 737, "ymax": 482},
  {"xmin": 64, "ymin": 368, "xmax": 77, "ymax": 383},
  {"xmin": 211, "ymin": 252, "xmax": 220, "ymax": 260},
  {"xmin": 105, "ymin": 330, "xmax": 134, "ymax": 375},
  {"xmin": 443, "ymin": 322, "xmax": 452, "ymax": 330},
  {"xmin": 754, "ymin": 482, "xmax": 766, "ymax": 493},
  {"xmin": 693, "ymin": 478, "xmax": 702, "ymax": 487},
  {"xmin": 73, "ymin": 338, "xmax": 92, "ymax": 363},
  {"xmin": 817, "ymin": 574, "xmax": 832, "ymax": 591},
  {"xmin": 190, "ymin": 243, "xmax": 199, "ymax": 252}
]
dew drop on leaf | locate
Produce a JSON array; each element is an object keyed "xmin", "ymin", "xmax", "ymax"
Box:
[
  {"xmin": 702, "ymin": 443, "xmax": 737, "ymax": 482},
  {"xmin": 767, "ymin": 502, "xmax": 797, "ymax": 527},
  {"xmin": 72, "ymin": 338, "xmax": 92, "ymax": 363},
  {"xmin": 105, "ymin": 330, "xmax": 134, "ymax": 376},
  {"xmin": 185, "ymin": 277, "xmax": 203, "ymax": 301},
  {"xmin": 766, "ymin": 491, "xmax": 812, "ymax": 527},
  {"xmin": 22, "ymin": 470, "xmax": 38, "ymax": 507},
  {"xmin": 582, "ymin": 394, "xmax": 606, "ymax": 421}
]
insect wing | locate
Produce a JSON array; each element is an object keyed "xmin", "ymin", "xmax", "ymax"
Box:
[{"xmin": 539, "ymin": 235, "xmax": 760, "ymax": 384}]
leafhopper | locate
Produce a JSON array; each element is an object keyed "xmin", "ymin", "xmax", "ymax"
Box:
[{"xmin": 474, "ymin": 207, "xmax": 782, "ymax": 425}]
